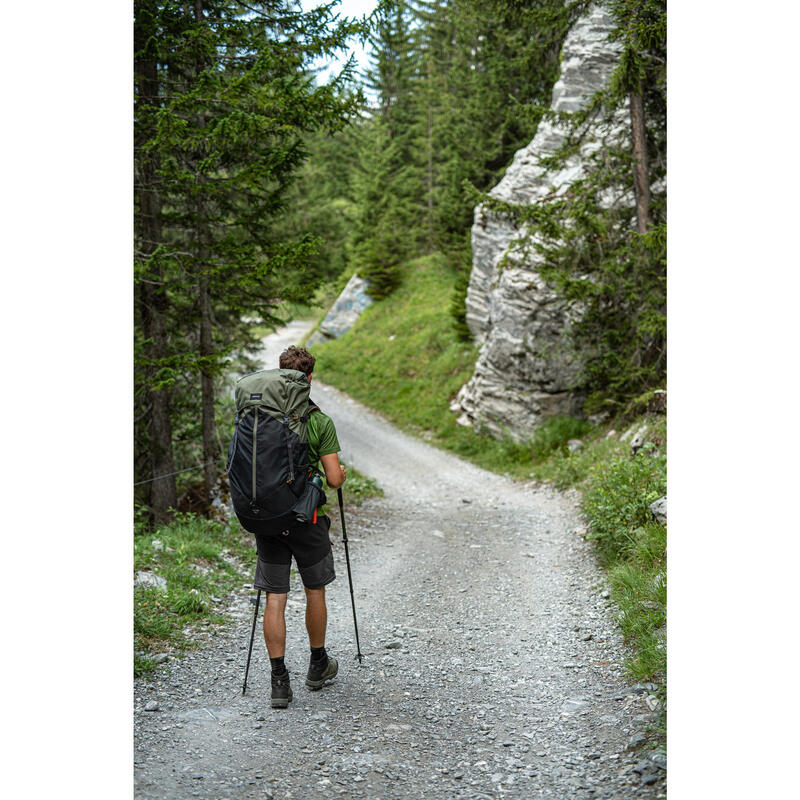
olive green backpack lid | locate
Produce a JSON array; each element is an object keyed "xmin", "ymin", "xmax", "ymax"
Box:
[{"xmin": 234, "ymin": 368, "xmax": 310, "ymax": 439}]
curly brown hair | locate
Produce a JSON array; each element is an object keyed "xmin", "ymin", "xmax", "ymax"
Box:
[{"xmin": 279, "ymin": 345, "xmax": 316, "ymax": 376}]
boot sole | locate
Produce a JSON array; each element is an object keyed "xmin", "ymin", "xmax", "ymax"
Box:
[{"xmin": 305, "ymin": 659, "xmax": 339, "ymax": 690}]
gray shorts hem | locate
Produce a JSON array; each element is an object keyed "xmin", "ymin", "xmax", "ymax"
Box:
[
  {"xmin": 299, "ymin": 550, "xmax": 336, "ymax": 590},
  {"xmin": 253, "ymin": 559, "xmax": 290, "ymax": 594}
]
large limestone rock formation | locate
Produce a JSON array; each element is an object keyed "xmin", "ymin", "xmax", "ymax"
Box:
[{"xmin": 453, "ymin": 4, "xmax": 624, "ymax": 440}]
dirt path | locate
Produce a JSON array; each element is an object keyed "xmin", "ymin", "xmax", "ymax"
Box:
[{"xmin": 134, "ymin": 325, "xmax": 665, "ymax": 799}]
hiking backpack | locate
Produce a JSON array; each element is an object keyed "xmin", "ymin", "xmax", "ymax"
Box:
[{"xmin": 227, "ymin": 368, "xmax": 325, "ymax": 535}]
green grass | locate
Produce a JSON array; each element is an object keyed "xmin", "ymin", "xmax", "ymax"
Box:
[
  {"xmin": 339, "ymin": 462, "xmax": 383, "ymax": 505},
  {"xmin": 134, "ymin": 513, "xmax": 256, "ymax": 676},
  {"xmin": 582, "ymin": 445, "xmax": 667, "ymax": 725}
]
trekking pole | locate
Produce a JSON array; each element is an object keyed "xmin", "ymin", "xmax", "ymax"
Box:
[
  {"xmin": 242, "ymin": 589, "xmax": 262, "ymax": 695},
  {"xmin": 338, "ymin": 488, "xmax": 364, "ymax": 664}
]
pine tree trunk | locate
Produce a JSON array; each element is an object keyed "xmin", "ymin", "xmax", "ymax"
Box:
[
  {"xmin": 135, "ymin": 34, "xmax": 178, "ymax": 525},
  {"xmin": 199, "ymin": 273, "xmax": 218, "ymax": 502},
  {"xmin": 194, "ymin": 0, "xmax": 218, "ymax": 506},
  {"xmin": 426, "ymin": 56, "xmax": 434, "ymax": 251},
  {"xmin": 629, "ymin": 89, "xmax": 651, "ymax": 234}
]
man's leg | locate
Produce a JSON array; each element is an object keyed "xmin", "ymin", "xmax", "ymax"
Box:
[
  {"xmin": 292, "ymin": 514, "xmax": 338, "ymax": 690},
  {"xmin": 303, "ymin": 585, "xmax": 338, "ymax": 689},
  {"xmin": 261, "ymin": 592, "xmax": 292, "ymax": 708},
  {"xmin": 263, "ymin": 592, "xmax": 288, "ymax": 658},
  {"xmin": 304, "ymin": 587, "xmax": 327, "ymax": 648}
]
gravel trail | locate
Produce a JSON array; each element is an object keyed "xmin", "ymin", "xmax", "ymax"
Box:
[{"xmin": 134, "ymin": 326, "xmax": 666, "ymax": 799}]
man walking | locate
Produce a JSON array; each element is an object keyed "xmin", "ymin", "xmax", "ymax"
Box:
[{"xmin": 253, "ymin": 345, "xmax": 346, "ymax": 708}]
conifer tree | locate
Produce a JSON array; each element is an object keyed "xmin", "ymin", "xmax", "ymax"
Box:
[
  {"xmin": 477, "ymin": 0, "xmax": 667, "ymax": 407},
  {"xmin": 134, "ymin": 0, "xmax": 364, "ymax": 517},
  {"xmin": 349, "ymin": 0, "xmax": 424, "ymax": 296}
]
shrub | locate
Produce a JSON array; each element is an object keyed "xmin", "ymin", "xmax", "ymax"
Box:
[{"xmin": 582, "ymin": 447, "xmax": 666, "ymax": 566}]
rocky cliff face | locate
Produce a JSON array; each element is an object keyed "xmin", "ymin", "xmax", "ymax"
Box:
[{"xmin": 453, "ymin": 4, "xmax": 624, "ymax": 440}]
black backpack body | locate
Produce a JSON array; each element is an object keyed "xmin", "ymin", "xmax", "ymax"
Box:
[{"xmin": 227, "ymin": 368, "xmax": 325, "ymax": 535}]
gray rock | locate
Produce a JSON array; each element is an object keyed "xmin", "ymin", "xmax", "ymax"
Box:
[
  {"xmin": 151, "ymin": 539, "xmax": 164, "ymax": 552},
  {"xmin": 630, "ymin": 426, "xmax": 648, "ymax": 455},
  {"xmin": 567, "ymin": 439, "xmax": 584, "ymax": 453},
  {"xmin": 648, "ymin": 389, "xmax": 667, "ymax": 414},
  {"xmin": 152, "ymin": 653, "xmax": 169, "ymax": 664},
  {"xmin": 453, "ymin": 4, "xmax": 627, "ymax": 441},
  {"xmin": 627, "ymin": 732, "xmax": 647, "ymax": 750},
  {"xmin": 144, "ymin": 700, "xmax": 159, "ymax": 712},
  {"xmin": 645, "ymin": 695, "xmax": 660, "ymax": 711},
  {"xmin": 562, "ymin": 697, "xmax": 588, "ymax": 712},
  {"xmin": 308, "ymin": 274, "xmax": 374, "ymax": 346},
  {"xmin": 650, "ymin": 496, "xmax": 666, "ymax": 525},
  {"xmin": 135, "ymin": 571, "xmax": 167, "ymax": 592},
  {"xmin": 620, "ymin": 426, "xmax": 636, "ymax": 442}
]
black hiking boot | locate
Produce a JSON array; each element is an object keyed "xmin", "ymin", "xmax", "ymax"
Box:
[
  {"xmin": 305, "ymin": 654, "xmax": 338, "ymax": 690},
  {"xmin": 271, "ymin": 670, "xmax": 293, "ymax": 709}
]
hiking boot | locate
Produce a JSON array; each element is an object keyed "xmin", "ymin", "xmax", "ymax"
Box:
[
  {"xmin": 271, "ymin": 671, "xmax": 293, "ymax": 709},
  {"xmin": 305, "ymin": 654, "xmax": 338, "ymax": 690}
]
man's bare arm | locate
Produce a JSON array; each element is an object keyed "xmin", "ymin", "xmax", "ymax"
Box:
[{"xmin": 320, "ymin": 453, "xmax": 347, "ymax": 489}]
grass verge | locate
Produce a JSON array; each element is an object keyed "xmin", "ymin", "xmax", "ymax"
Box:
[{"xmin": 134, "ymin": 513, "xmax": 255, "ymax": 677}]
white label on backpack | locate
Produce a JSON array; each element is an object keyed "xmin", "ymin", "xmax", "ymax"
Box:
[{"xmin": 250, "ymin": 393, "xmax": 262, "ymax": 400}]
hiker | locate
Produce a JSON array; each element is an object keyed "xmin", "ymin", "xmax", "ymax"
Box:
[{"xmin": 254, "ymin": 345, "xmax": 346, "ymax": 708}]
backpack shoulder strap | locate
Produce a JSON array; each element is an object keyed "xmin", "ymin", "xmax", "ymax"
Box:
[{"xmin": 307, "ymin": 399, "xmax": 322, "ymax": 416}]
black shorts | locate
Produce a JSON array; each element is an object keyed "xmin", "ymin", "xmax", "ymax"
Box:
[{"xmin": 253, "ymin": 514, "xmax": 335, "ymax": 594}]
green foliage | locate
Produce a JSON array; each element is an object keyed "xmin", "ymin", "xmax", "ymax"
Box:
[
  {"xmin": 449, "ymin": 255, "xmax": 472, "ymax": 341},
  {"xmin": 347, "ymin": 114, "xmax": 414, "ymax": 298},
  {"xmin": 582, "ymin": 446, "xmax": 666, "ymax": 566},
  {"xmin": 608, "ymin": 535, "xmax": 666, "ymax": 685},
  {"xmin": 297, "ymin": 0, "xmax": 574, "ymax": 307},
  {"xmin": 531, "ymin": 415, "xmax": 592, "ymax": 459}
]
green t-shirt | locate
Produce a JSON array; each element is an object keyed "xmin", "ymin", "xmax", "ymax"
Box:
[{"xmin": 307, "ymin": 409, "xmax": 340, "ymax": 471}]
